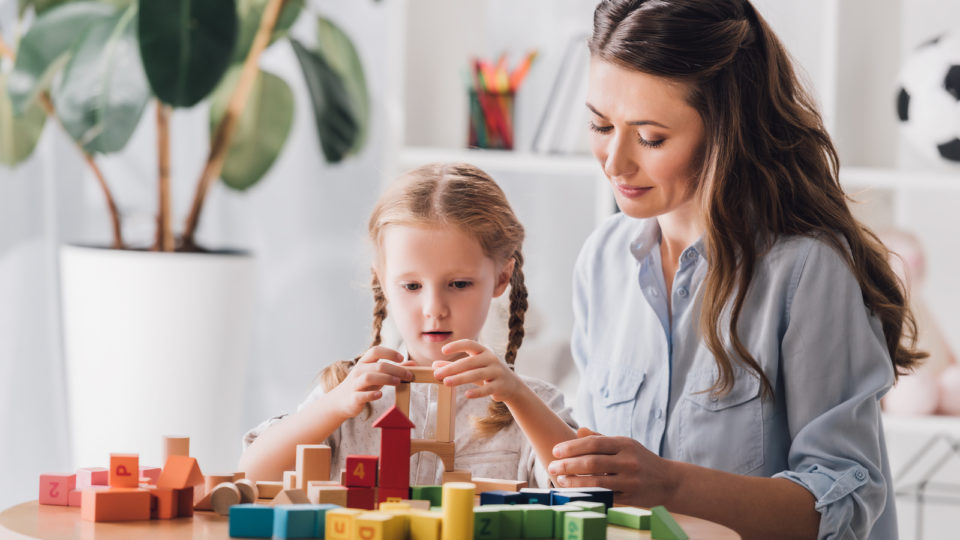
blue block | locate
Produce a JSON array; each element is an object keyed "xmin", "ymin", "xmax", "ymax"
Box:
[
  {"xmin": 312, "ymin": 503, "xmax": 341, "ymax": 538},
  {"xmin": 229, "ymin": 504, "xmax": 274, "ymax": 538},
  {"xmin": 274, "ymin": 505, "xmax": 318, "ymax": 539},
  {"xmin": 480, "ymin": 490, "xmax": 523, "ymax": 505},
  {"xmin": 519, "ymin": 488, "xmax": 552, "ymax": 505},
  {"xmin": 550, "ymin": 491, "xmax": 593, "ymax": 506},
  {"xmin": 552, "ymin": 487, "xmax": 615, "ymax": 509}
]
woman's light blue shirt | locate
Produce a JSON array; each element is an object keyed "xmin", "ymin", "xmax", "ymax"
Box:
[{"xmin": 572, "ymin": 213, "xmax": 897, "ymax": 539}]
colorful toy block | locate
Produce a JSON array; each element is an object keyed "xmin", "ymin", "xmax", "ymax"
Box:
[
  {"xmin": 441, "ymin": 470, "xmax": 472, "ymax": 484},
  {"xmin": 233, "ymin": 471, "xmax": 247, "ymax": 481},
  {"xmin": 162, "ymin": 435, "xmax": 190, "ymax": 464},
  {"xmin": 551, "ymin": 491, "xmax": 593, "ymax": 506},
  {"xmin": 229, "ymin": 503, "xmax": 275, "ymax": 538},
  {"xmin": 480, "ymin": 489, "xmax": 522, "ymax": 505},
  {"xmin": 235, "ymin": 478, "xmax": 259, "ymax": 503},
  {"xmin": 355, "ymin": 511, "xmax": 403, "ymax": 540},
  {"xmin": 472, "ymin": 477, "xmax": 527, "ymax": 492},
  {"xmin": 39, "ymin": 473, "xmax": 75, "ymax": 506},
  {"xmin": 518, "ymin": 487, "xmax": 552, "ymax": 505},
  {"xmin": 109, "ymin": 454, "xmax": 139, "ymax": 488},
  {"xmin": 373, "ymin": 406, "xmax": 414, "ymax": 490},
  {"xmin": 399, "ymin": 499, "xmax": 431, "ymax": 510},
  {"xmin": 145, "ymin": 486, "xmax": 178, "ymax": 519},
  {"xmin": 311, "ymin": 504, "xmax": 341, "ymax": 537},
  {"xmin": 76, "ymin": 467, "xmax": 108, "ymax": 489},
  {"xmin": 139, "ymin": 466, "xmax": 161, "ymax": 485},
  {"xmin": 345, "ymin": 455, "xmax": 379, "ymax": 487},
  {"xmin": 607, "ymin": 507, "xmax": 651, "ymax": 530},
  {"xmin": 474, "ymin": 506, "xmax": 501, "ymax": 540},
  {"xmin": 296, "ymin": 444, "xmax": 332, "ymax": 489},
  {"xmin": 158, "ymin": 455, "xmax": 203, "ymax": 490},
  {"xmin": 205, "ymin": 474, "xmax": 236, "ymax": 494},
  {"xmin": 482, "ymin": 504, "xmax": 523, "ymax": 539},
  {"xmin": 552, "ymin": 504, "xmax": 585, "ymax": 534},
  {"xmin": 410, "ymin": 440, "xmax": 456, "ymax": 473},
  {"xmin": 308, "ymin": 482, "xmax": 348, "ymax": 506},
  {"xmin": 553, "ymin": 487, "xmax": 614, "ymax": 509},
  {"xmin": 436, "ymin": 385, "xmax": 455, "ymax": 442},
  {"xmin": 211, "ymin": 482, "xmax": 241, "ymax": 516},
  {"xmin": 347, "ymin": 486, "xmax": 377, "ymax": 510},
  {"xmin": 274, "ymin": 504, "xmax": 318, "ymax": 539},
  {"xmin": 326, "ymin": 507, "xmax": 364, "ymax": 540},
  {"xmin": 271, "ymin": 489, "xmax": 311, "ymax": 506},
  {"xmin": 569, "ymin": 500, "xmax": 606, "ymax": 513},
  {"xmin": 408, "ymin": 509, "xmax": 443, "ymax": 540},
  {"xmin": 377, "ymin": 486, "xmax": 409, "ymax": 504},
  {"xmin": 283, "ymin": 471, "xmax": 298, "ymax": 490},
  {"xmin": 410, "ymin": 485, "xmax": 442, "ymax": 507},
  {"xmin": 440, "ymin": 482, "xmax": 474, "ymax": 540},
  {"xmin": 651, "ymin": 506, "xmax": 688, "ymax": 540},
  {"xmin": 256, "ymin": 480, "xmax": 284, "ymax": 499},
  {"xmin": 68, "ymin": 489, "xmax": 83, "ymax": 507},
  {"xmin": 176, "ymin": 486, "xmax": 195, "ymax": 517},
  {"xmin": 564, "ymin": 510, "xmax": 607, "ymax": 540},
  {"xmin": 80, "ymin": 488, "xmax": 151, "ymax": 522},
  {"xmin": 519, "ymin": 503, "xmax": 555, "ymax": 538}
]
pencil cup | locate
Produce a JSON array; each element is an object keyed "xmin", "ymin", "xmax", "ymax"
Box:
[{"xmin": 468, "ymin": 89, "xmax": 515, "ymax": 150}]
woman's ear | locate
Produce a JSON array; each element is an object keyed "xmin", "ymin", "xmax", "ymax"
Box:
[{"xmin": 492, "ymin": 257, "xmax": 516, "ymax": 297}]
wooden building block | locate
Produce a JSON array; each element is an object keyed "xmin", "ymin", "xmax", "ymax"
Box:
[
  {"xmin": 145, "ymin": 486, "xmax": 177, "ymax": 519},
  {"xmin": 162, "ymin": 435, "xmax": 190, "ymax": 464},
  {"xmin": 139, "ymin": 466, "xmax": 161, "ymax": 485},
  {"xmin": 345, "ymin": 455, "xmax": 379, "ymax": 487},
  {"xmin": 310, "ymin": 503, "xmax": 341, "ymax": 537},
  {"xmin": 553, "ymin": 487, "xmax": 614, "ymax": 509},
  {"xmin": 355, "ymin": 512, "xmax": 403, "ymax": 540},
  {"xmin": 564, "ymin": 510, "xmax": 607, "ymax": 540},
  {"xmin": 346, "ymin": 486, "xmax": 377, "ymax": 510},
  {"xmin": 235, "ymin": 478, "xmax": 259, "ymax": 503},
  {"xmin": 379, "ymin": 501, "xmax": 411, "ymax": 512},
  {"xmin": 551, "ymin": 491, "xmax": 593, "ymax": 506},
  {"xmin": 482, "ymin": 504, "xmax": 523, "ymax": 538},
  {"xmin": 410, "ymin": 485, "xmax": 442, "ymax": 507},
  {"xmin": 271, "ymin": 488, "xmax": 310, "ymax": 506},
  {"xmin": 441, "ymin": 470, "xmax": 472, "ymax": 484},
  {"xmin": 75, "ymin": 467, "xmax": 108, "ymax": 489},
  {"xmin": 409, "ymin": 509, "xmax": 443, "ymax": 540},
  {"xmin": 399, "ymin": 499, "xmax": 431, "ymax": 510},
  {"xmin": 39, "ymin": 473, "xmax": 75, "ymax": 506},
  {"xmin": 472, "ymin": 477, "xmax": 527, "ymax": 492},
  {"xmin": 410, "ymin": 440, "xmax": 455, "ymax": 472},
  {"xmin": 296, "ymin": 444, "xmax": 332, "ymax": 489},
  {"xmin": 440, "ymin": 482, "xmax": 475, "ymax": 540},
  {"xmin": 406, "ymin": 366, "xmax": 439, "ymax": 383},
  {"xmin": 307, "ymin": 483, "xmax": 348, "ymax": 506},
  {"xmin": 204, "ymin": 474, "xmax": 235, "ymax": 497},
  {"xmin": 607, "ymin": 507, "xmax": 650, "ymax": 530},
  {"xmin": 436, "ymin": 385, "xmax": 455, "ymax": 442},
  {"xmin": 373, "ymin": 407, "xmax": 414, "ymax": 490},
  {"xmin": 283, "ymin": 471, "xmax": 297, "ymax": 490},
  {"xmin": 519, "ymin": 503, "xmax": 554, "ymax": 538},
  {"xmin": 273, "ymin": 504, "xmax": 318, "ymax": 539},
  {"xmin": 474, "ymin": 506, "xmax": 501, "ymax": 540},
  {"xmin": 569, "ymin": 500, "xmax": 606, "ymax": 513},
  {"xmin": 68, "ymin": 490, "xmax": 83, "ymax": 507},
  {"xmin": 326, "ymin": 507, "xmax": 364, "ymax": 540},
  {"xmin": 551, "ymin": 505, "xmax": 585, "ymax": 536},
  {"xmin": 229, "ymin": 503, "xmax": 274, "ymax": 538},
  {"xmin": 650, "ymin": 506, "xmax": 688, "ymax": 540},
  {"xmin": 175, "ymin": 486, "xmax": 195, "ymax": 517},
  {"xmin": 256, "ymin": 480, "xmax": 284, "ymax": 499},
  {"xmin": 158, "ymin": 455, "xmax": 203, "ymax": 490},
  {"xmin": 109, "ymin": 454, "xmax": 139, "ymax": 488},
  {"xmin": 377, "ymin": 486, "xmax": 409, "ymax": 504},
  {"xmin": 210, "ymin": 482, "xmax": 241, "ymax": 516},
  {"xmin": 519, "ymin": 487, "xmax": 552, "ymax": 505},
  {"xmin": 479, "ymin": 490, "xmax": 522, "ymax": 505},
  {"xmin": 233, "ymin": 471, "xmax": 246, "ymax": 481},
  {"xmin": 80, "ymin": 488, "xmax": 151, "ymax": 522},
  {"xmin": 396, "ymin": 382, "xmax": 411, "ymax": 416},
  {"xmin": 194, "ymin": 490, "xmax": 213, "ymax": 511}
]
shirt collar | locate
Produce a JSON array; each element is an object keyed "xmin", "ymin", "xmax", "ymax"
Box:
[{"xmin": 628, "ymin": 217, "xmax": 707, "ymax": 264}]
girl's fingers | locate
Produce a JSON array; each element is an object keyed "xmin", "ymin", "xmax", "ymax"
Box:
[
  {"xmin": 355, "ymin": 372, "xmax": 400, "ymax": 390},
  {"xmin": 434, "ymin": 354, "xmax": 493, "ymax": 379},
  {"xmin": 357, "ymin": 346, "xmax": 404, "ymax": 364},
  {"xmin": 355, "ymin": 390, "xmax": 383, "ymax": 404},
  {"xmin": 440, "ymin": 367, "xmax": 496, "ymax": 388},
  {"xmin": 464, "ymin": 384, "xmax": 497, "ymax": 399},
  {"xmin": 374, "ymin": 360, "xmax": 413, "ymax": 381},
  {"xmin": 440, "ymin": 339, "xmax": 487, "ymax": 357}
]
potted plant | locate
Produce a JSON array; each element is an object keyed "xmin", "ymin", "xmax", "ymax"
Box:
[{"xmin": 1, "ymin": 0, "xmax": 373, "ymax": 471}]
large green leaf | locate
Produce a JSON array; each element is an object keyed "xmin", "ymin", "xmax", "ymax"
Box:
[
  {"xmin": 51, "ymin": 5, "xmax": 150, "ymax": 153},
  {"xmin": 0, "ymin": 74, "xmax": 47, "ymax": 166},
  {"xmin": 232, "ymin": 0, "xmax": 303, "ymax": 63},
  {"xmin": 290, "ymin": 38, "xmax": 358, "ymax": 164},
  {"xmin": 209, "ymin": 66, "xmax": 293, "ymax": 190},
  {"xmin": 8, "ymin": 1, "xmax": 117, "ymax": 115},
  {"xmin": 315, "ymin": 16, "xmax": 369, "ymax": 156},
  {"xmin": 138, "ymin": 0, "xmax": 238, "ymax": 107}
]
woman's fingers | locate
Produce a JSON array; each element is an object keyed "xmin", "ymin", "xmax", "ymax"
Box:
[
  {"xmin": 547, "ymin": 452, "xmax": 621, "ymax": 477},
  {"xmin": 552, "ymin": 435, "xmax": 626, "ymax": 459}
]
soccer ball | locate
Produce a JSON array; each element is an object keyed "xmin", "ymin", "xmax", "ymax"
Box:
[{"xmin": 896, "ymin": 33, "xmax": 960, "ymax": 163}]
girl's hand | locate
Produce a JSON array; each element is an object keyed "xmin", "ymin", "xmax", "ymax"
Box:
[
  {"xmin": 433, "ymin": 339, "xmax": 525, "ymax": 403},
  {"xmin": 330, "ymin": 346, "xmax": 412, "ymax": 419},
  {"xmin": 547, "ymin": 429, "xmax": 677, "ymax": 507}
]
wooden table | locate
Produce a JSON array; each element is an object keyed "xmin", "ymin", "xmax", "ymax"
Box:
[{"xmin": 1, "ymin": 500, "xmax": 740, "ymax": 539}]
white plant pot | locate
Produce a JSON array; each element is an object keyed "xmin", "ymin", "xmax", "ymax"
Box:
[{"xmin": 60, "ymin": 245, "xmax": 256, "ymax": 473}]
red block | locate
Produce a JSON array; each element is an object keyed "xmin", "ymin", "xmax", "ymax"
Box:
[
  {"xmin": 39, "ymin": 474, "xmax": 75, "ymax": 506},
  {"xmin": 175, "ymin": 486, "xmax": 194, "ymax": 517},
  {"xmin": 377, "ymin": 486, "xmax": 409, "ymax": 504},
  {"xmin": 80, "ymin": 488, "xmax": 150, "ymax": 522},
  {"xmin": 109, "ymin": 454, "xmax": 139, "ymax": 488},
  {"xmin": 76, "ymin": 467, "xmax": 108, "ymax": 489},
  {"xmin": 344, "ymin": 455, "xmax": 378, "ymax": 487},
  {"xmin": 346, "ymin": 486, "xmax": 376, "ymax": 510},
  {"xmin": 68, "ymin": 490, "xmax": 82, "ymax": 507},
  {"xmin": 145, "ymin": 486, "xmax": 177, "ymax": 519},
  {"xmin": 373, "ymin": 407, "xmax": 413, "ymax": 490}
]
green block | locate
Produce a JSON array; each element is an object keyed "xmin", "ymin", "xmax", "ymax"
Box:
[
  {"xmin": 564, "ymin": 511, "xmax": 607, "ymax": 540},
  {"xmin": 607, "ymin": 507, "xmax": 651, "ymax": 530},
  {"xmin": 474, "ymin": 506, "xmax": 501, "ymax": 540},
  {"xmin": 483, "ymin": 505, "xmax": 523, "ymax": 539},
  {"xmin": 569, "ymin": 501, "xmax": 606, "ymax": 513},
  {"xmin": 552, "ymin": 505, "xmax": 583, "ymax": 535},
  {"xmin": 519, "ymin": 504, "xmax": 553, "ymax": 538},
  {"xmin": 411, "ymin": 485, "xmax": 443, "ymax": 507},
  {"xmin": 650, "ymin": 506, "xmax": 688, "ymax": 540},
  {"xmin": 430, "ymin": 506, "xmax": 443, "ymax": 513}
]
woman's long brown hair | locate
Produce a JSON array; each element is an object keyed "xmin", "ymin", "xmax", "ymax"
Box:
[
  {"xmin": 590, "ymin": 0, "xmax": 925, "ymax": 398},
  {"xmin": 319, "ymin": 163, "xmax": 528, "ymax": 434}
]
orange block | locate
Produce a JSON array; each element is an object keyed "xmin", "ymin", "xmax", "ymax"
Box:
[
  {"xmin": 175, "ymin": 486, "xmax": 195, "ymax": 517},
  {"xmin": 80, "ymin": 488, "xmax": 151, "ymax": 522},
  {"xmin": 109, "ymin": 454, "xmax": 139, "ymax": 488},
  {"xmin": 145, "ymin": 486, "xmax": 177, "ymax": 519},
  {"xmin": 139, "ymin": 466, "xmax": 161, "ymax": 485},
  {"xmin": 158, "ymin": 455, "xmax": 203, "ymax": 489}
]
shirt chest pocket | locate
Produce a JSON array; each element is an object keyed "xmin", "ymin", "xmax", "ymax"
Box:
[
  {"xmin": 678, "ymin": 372, "xmax": 764, "ymax": 475},
  {"xmin": 591, "ymin": 368, "xmax": 645, "ymax": 438}
]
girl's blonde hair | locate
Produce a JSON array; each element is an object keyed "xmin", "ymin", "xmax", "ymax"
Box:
[{"xmin": 319, "ymin": 162, "xmax": 528, "ymax": 436}]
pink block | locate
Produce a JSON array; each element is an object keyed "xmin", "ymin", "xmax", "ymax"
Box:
[
  {"xmin": 39, "ymin": 474, "xmax": 76, "ymax": 506},
  {"xmin": 139, "ymin": 466, "xmax": 161, "ymax": 485},
  {"xmin": 76, "ymin": 467, "xmax": 109, "ymax": 489},
  {"xmin": 68, "ymin": 490, "xmax": 82, "ymax": 507}
]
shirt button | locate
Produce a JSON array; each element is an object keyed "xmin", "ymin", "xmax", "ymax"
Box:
[
  {"xmin": 649, "ymin": 288, "xmax": 659, "ymax": 297},
  {"xmin": 677, "ymin": 287, "xmax": 688, "ymax": 297},
  {"xmin": 655, "ymin": 408, "xmax": 663, "ymax": 419},
  {"xmin": 684, "ymin": 250, "xmax": 697, "ymax": 261},
  {"xmin": 855, "ymin": 470, "xmax": 866, "ymax": 481}
]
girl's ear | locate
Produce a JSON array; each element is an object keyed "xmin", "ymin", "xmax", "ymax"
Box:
[{"xmin": 492, "ymin": 257, "xmax": 516, "ymax": 298}]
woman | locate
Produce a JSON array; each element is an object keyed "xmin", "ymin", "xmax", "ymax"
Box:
[{"xmin": 546, "ymin": 1, "xmax": 924, "ymax": 539}]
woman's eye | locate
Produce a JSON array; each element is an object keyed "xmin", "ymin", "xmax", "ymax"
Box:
[
  {"xmin": 638, "ymin": 133, "xmax": 665, "ymax": 148},
  {"xmin": 588, "ymin": 121, "xmax": 613, "ymax": 134},
  {"xmin": 401, "ymin": 283, "xmax": 421, "ymax": 291},
  {"xmin": 451, "ymin": 280, "xmax": 472, "ymax": 289}
]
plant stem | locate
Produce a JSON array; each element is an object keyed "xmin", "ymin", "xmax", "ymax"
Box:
[
  {"xmin": 155, "ymin": 103, "xmax": 173, "ymax": 252},
  {"xmin": 0, "ymin": 32, "xmax": 125, "ymax": 250},
  {"xmin": 180, "ymin": 0, "xmax": 287, "ymax": 250}
]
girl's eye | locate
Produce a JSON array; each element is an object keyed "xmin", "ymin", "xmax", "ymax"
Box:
[
  {"xmin": 450, "ymin": 280, "xmax": 472, "ymax": 289},
  {"xmin": 588, "ymin": 121, "xmax": 613, "ymax": 134},
  {"xmin": 638, "ymin": 133, "xmax": 665, "ymax": 148},
  {"xmin": 401, "ymin": 283, "xmax": 421, "ymax": 291}
]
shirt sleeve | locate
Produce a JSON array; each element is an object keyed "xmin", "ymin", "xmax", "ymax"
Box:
[
  {"xmin": 517, "ymin": 378, "xmax": 579, "ymax": 488},
  {"xmin": 774, "ymin": 238, "xmax": 896, "ymax": 539},
  {"xmin": 240, "ymin": 383, "xmax": 340, "ymax": 450}
]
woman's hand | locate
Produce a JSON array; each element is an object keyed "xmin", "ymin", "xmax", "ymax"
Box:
[
  {"xmin": 548, "ymin": 427, "xmax": 678, "ymax": 507},
  {"xmin": 432, "ymin": 339, "xmax": 526, "ymax": 404},
  {"xmin": 329, "ymin": 346, "xmax": 413, "ymax": 419}
]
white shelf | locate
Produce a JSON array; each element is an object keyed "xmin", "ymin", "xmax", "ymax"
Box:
[
  {"xmin": 398, "ymin": 146, "xmax": 600, "ymax": 177},
  {"xmin": 841, "ymin": 167, "xmax": 960, "ymax": 192}
]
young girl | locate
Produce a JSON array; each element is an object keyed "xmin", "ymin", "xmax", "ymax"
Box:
[{"xmin": 238, "ymin": 162, "xmax": 577, "ymax": 487}]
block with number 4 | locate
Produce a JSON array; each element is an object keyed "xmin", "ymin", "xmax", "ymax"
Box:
[{"xmin": 344, "ymin": 455, "xmax": 378, "ymax": 487}]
